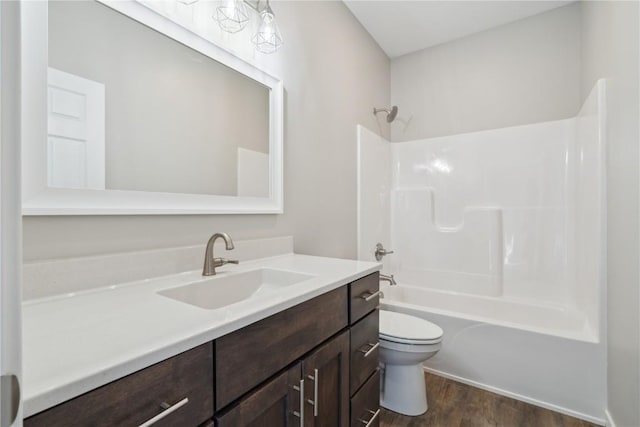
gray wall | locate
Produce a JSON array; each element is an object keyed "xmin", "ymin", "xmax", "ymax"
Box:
[
  {"xmin": 390, "ymin": 3, "xmax": 582, "ymax": 141},
  {"xmin": 24, "ymin": 1, "xmax": 391, "ymax": 261},
  {"xmin": 581, "ymin": 2, "xmax": 640, "ymax": 426},
  {"xmin": 49, "ymin": 1, "xmax": 269, "ymax": 196}
]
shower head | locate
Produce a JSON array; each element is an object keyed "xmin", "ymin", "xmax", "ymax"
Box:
[{"xmin": 373, "ymin": 106, "xmax": 399, "ymax": 123}]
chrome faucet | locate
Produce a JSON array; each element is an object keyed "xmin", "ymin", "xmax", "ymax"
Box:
[
  {"xmin": 380, "ymin": 273, "xmax": 397, "ymax": 286},
  {"xmin": 202, "ymin": 232, "xmax": 239, "ymax": 276},
  {"xmin": 375, "ymin": 243, "xmax": 394, "ymax": 261}
]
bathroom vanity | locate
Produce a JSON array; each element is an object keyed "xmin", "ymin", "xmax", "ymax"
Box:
[{"xmin": 22, "ymin": 256, "xmax": 381, "ymax": 427}]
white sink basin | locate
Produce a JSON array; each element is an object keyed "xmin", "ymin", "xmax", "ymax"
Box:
[{"xmin": 157, "ymin": 268, "xmax": 315, "ymax": 310}]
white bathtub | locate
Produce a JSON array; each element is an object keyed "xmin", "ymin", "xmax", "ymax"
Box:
[
  {"xmin": 380, "ymin": 284, "xmax": 606, "ymax": 425},
  {"xmin": 382, "ymin": 284, "xmax": 596, "ymax": 342}
]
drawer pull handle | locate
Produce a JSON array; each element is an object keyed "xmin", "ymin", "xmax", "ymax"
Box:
[
  {"xmin": 359, "ymin": 342, "xmax": 380, "ymax": 358},
  {"xmin": 307, "ymin": 368, "xmax": 319, "ymax": 416},
  {"xmin": 360, "ymin": 408, "xmax": 381, "ymax": 427},
  {"xmin": 292, "ymin": 378, "xmax": 305, "ymax": 427},
  {"xmin": 360, "ymin": 290, "xmax": 381, "ymax": 302},
  {"xmin": 138, "ymin": 397, "xmax": 189, "ymax": 427}
]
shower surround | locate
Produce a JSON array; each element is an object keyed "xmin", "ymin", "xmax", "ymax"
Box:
[{"xmin": 358, "ymin": 81, "xmax": 606, "ymax": 423}]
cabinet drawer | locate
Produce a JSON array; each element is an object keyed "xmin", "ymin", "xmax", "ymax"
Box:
[
  {"xmin": 349, "ymin": 273, "xmax": 380, "ymax": 324},
  {"xmin": 350, "ymin": 310, "xmax": 379, "ymax": 396},
  {"xmin": 216, "ymin": 286, "xmax": 348, "ymax": 409},
  {"xmin": 350, "ymin": 370, "xmax": 380, "ymax": 427},
  {"xmin": 25, "ymin": 343, "xmax": 214, "ymax": 427}
]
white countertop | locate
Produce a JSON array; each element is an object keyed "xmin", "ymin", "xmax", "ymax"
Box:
[{"xmin": 22, "ymin": 253, "xmax": 381, "ymax": 417}]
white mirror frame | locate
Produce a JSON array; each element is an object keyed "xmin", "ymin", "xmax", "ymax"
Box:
[{"xmin": 21, "ymin": 0, "xmax": 283, "ymax": 215}]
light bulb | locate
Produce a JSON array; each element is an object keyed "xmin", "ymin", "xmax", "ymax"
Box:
[
  {"xmin": 251, "ymin": 3, "xmax": 283, "ymax": 54},
  {"xmin": 215, "ymin": 0, "xmax": 250, "ymax": 33}
]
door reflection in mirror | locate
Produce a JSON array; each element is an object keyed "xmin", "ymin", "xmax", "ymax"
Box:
[{"xmin": 48, "ymin": 0, "xmax": 270, "ymax": 197}]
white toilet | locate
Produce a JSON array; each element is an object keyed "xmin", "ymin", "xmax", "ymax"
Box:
[{"xmin": 379, "ymin": 310, "xmax": 444, "ymax": 416}]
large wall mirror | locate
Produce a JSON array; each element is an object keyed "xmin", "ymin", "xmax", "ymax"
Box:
[{"xmin": 21, "ymin": 0, "xmax": 283, "ymax": 215}]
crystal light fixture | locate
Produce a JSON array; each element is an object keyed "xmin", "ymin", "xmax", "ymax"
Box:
[
  {"xmin": 251, "ymin": 0, "xmax": 283, "ymax": 54},
  {"xmin": 215, "ymin": 0, "xmax": 250, "ymax": 34}
]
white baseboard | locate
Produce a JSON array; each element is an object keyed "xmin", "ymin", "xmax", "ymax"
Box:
[
  {"xmin": 423, "ymin": 367, "xmax": 606, "ymax": 426},
  {"xmin": 605, "ymin": 409, "xmax": 617, "ymax": 427}
]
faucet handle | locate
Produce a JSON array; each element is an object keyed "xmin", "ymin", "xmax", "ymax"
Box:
[
  {"xmin": 214, "ymin": 257, "xmax": 239, "ymax": 267},
  {"xmin": 375, "ymin": 243, "xmax": 394, "ymax": 261}
]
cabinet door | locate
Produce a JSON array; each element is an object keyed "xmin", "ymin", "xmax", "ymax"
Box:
[
  {"xmin": 302, "ymin": 331, "xmax": 350, "ymax": 427},
  {"xmin": 215, "ymin": 362, "xmax": 304, "ymax": 427}
]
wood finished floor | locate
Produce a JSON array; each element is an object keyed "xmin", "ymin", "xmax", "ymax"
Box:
[{"xmin": 379, "ymin": 373, "xmax": 600, "ymax": 427}]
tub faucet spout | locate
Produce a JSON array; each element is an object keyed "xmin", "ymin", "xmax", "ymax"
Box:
[{"xmin": 380, "ymin": 273, "xmax": 397, "ymax": 286}]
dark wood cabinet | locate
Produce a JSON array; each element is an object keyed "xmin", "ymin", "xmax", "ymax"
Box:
[
  {"xmin": 215, "ymin": 286, "xmax": 348, "ymax": 410},
  {"xmin": 303, "ymin": 331, "xmax": 350, "ymax": 427},
  {"xmin": 25, "ymin": 273, "xmax": 380, "ymax": 427},
  {"xmin": 350, "ymin": 371, "xmax": 380, "ymax": 427},
  {"xmin": 218, "ymin": 331, "xmax": 351, "ymax": 427},
  {"xmin": 349, "ymin": 273, "xmax": 380, "ymax": 324},
  {"xmin": 350, "ymin": 310, "xmax": 380, "ymax": 396},
  {"xmin": 24, "ymin": 343, "xmax": 214, "ymax": 427},
  {"xmin": 215, "ymin": 363, "xmax": 303, "ymax": 427}
]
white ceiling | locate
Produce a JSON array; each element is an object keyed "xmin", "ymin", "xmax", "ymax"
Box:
[{"xmin": 344, "ymin": 1, "xmax": 574, "ymax": 58}]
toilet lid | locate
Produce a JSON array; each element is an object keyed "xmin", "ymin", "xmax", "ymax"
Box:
[{"xmin": 379, "ymin": 310, "xmax": 443, "ymax": 344}]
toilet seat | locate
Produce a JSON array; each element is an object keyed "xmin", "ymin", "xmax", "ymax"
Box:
[
  {"xmin": 379, "ymin": 336, "xmax": 442, "ymax": 353},
  {"xmin": 379, "ymin": 310, "xmax": 443, "ymax": 345},
  {"xmin": 380, "ymin": 334, "xmax": 442, "ymax": 345}
]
